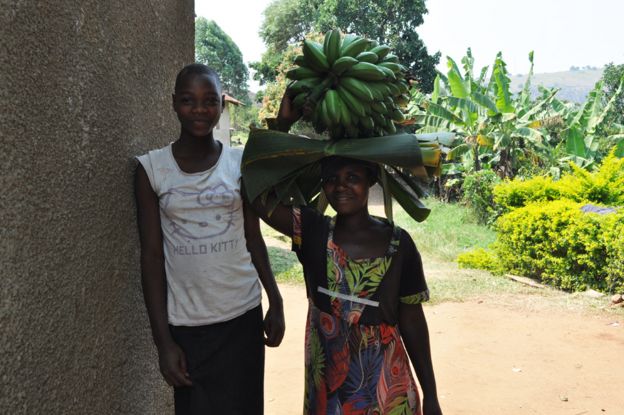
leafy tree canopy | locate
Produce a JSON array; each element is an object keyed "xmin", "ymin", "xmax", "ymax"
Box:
[
  {"xmin": 252, "ymin": 0, "xmax": 440, "ymax": 92},
  {"xmin": 601, "ymin": 62, "xmax": 624, "ymax": 126},
  {"xmin": 195, "ymin": 17, "xmax": 249, "ymax": 101}
]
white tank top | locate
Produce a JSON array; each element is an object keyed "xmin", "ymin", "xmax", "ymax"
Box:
[{"xmin": 137, "ymin": 143, "xmax": 261, "ymax": 326}]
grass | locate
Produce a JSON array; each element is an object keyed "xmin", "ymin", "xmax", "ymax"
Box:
[
  {"xmin": 393, "ymin": 198, "xmax": 497, "ymax": 262},
  {"xmin": 266, "ymin": 246, "xmax": 302, "ymax": 283}
]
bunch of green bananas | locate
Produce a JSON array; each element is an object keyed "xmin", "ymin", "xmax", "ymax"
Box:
[{"xmin": 286, "ymin": 30, "xmax": 411, "ymax": 139}]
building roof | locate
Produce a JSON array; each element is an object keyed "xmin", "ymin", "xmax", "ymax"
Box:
[{"xmin": 223, "ymin": 93, "xmax": 243, "ymax": 106}]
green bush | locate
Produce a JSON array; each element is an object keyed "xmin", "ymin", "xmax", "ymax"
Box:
[
  {"xmin": 493, "ymin": 150, "xmax": 624, "ymax": 214},
  {"xmin": 461, "ymin": 169, "xmax": 501, "ymax": 225},
  {"xmin": 604, "ymin": 216, "xmax": 624, "ymax": 293},
  {"xmin": 457, "ymin": 248, "xmax": 501, "ymax": 273},
  {"xmin": 494, "ymin": 199, "xmax": 624, "ymax": 292}
]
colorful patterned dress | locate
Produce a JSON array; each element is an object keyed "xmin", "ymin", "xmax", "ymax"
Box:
[{"xmin": 292, "ymin": 207, "xmax": 430, "ymax": 415}]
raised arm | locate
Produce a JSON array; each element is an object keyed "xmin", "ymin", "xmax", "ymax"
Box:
[
  {"xmin": 399, "ymin": 303, "xmax": 442, "ymax": 415},
  {"xmin": 242, "ymin": 196, "xmax": 285, "ymax": 347},
  {"xmin": 135, "ymin": 164, "xmax": 192, "ymax": 387},
  {"xmin": 245, "ymin": 90, "xmax": 305, "ymax": 236}
]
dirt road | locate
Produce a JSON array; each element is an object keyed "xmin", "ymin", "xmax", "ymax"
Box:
[{"xmin": 264, "ymin": 284, "xmax": 624, "ymax": 414}]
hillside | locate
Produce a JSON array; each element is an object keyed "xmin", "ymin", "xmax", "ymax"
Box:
[{"xmin": 509, "ymin": 68, "xmax": 603, "ymax": 103}]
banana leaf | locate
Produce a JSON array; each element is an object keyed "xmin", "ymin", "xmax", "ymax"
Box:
[{"xmin": 242, "ymin": 128, "xmax": 445, "ymax": 222}]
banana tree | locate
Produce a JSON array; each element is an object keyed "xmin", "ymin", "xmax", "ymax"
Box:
[
  {"xmin": 408, "ymin": 50, "xmax": 550, "ymax": 179},
  {"xmin": 552, "ymin": 75, "xmax": 624, "ymax": 168}
]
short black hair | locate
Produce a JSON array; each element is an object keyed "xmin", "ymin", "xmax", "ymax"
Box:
[
  {"xmin": 320, "ymin": 156, "xmax": 379, "ymax": 185},
  {"xmin": 174, "ymin": 63, "xmax": 221, "ymax": 93}
]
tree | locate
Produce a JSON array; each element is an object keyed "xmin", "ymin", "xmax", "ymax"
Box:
[
  {"xmin": 251, "ymin": 0, "xmax": 439, "ymax": 92},
  {"xmin": 195, "ymin": 17, "xmax": 249, "ymax": 101},
  {"xmin": 601, "ymin": 62, "xmax": 624, "ymax": 127}
]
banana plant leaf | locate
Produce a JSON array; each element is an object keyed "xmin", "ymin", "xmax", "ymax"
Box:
[{"xmin": 242, "ymin": 128, "xmax": 445, "ymax": 222}]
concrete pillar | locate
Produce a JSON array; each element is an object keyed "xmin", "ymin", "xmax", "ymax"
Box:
[{"xmin": 0, "ymin": 1, "xmax": 195, "ymax": 413}]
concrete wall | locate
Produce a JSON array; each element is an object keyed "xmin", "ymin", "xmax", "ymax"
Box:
[
  {"xmin": 214, "ymin": 104, "xmax": 232, "ymax": 146},
  {"xmin": 1, "ymin": 1, "xmax": 195, "ymax": 413}
]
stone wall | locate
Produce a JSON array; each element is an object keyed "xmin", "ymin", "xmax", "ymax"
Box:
[{"xmin": 0, "ymin": 1, "xmax": 195, "ymax": 413}]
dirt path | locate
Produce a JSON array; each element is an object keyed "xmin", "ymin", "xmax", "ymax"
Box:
[{"xmin": 263, "ymin": 284, "xmax": 624, "ymax": 414}]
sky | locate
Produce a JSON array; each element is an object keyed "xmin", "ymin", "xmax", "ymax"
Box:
[{"xmin": 195, "ymin": 0, "xmax": 624, "ymax": 91}]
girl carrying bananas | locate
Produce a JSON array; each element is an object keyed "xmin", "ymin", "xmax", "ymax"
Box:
[{"xmin": 248, "ymin": 93, "xmax": 443, "ymax": 415}]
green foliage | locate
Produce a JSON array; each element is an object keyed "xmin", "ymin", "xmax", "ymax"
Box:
[
  {"xmin": 493, "ymin": 150, "xmax": 624, "ymax": 214},
  {"xmin": 256, "ymin": 41, "xmax": 311, "ymax": 122},
  {"xmin": 494, "ymin": 200, "xmax": 624, "ymax": 292},
  {"xmin": 410, "ymin": 50, "xmax": 551, "ymax": 180},
  {"xmin": 253, "ymin": 0, "xmax": 439, "ymax": 92},
  {"xmin": 604, "ymin": 219, "xmax": 624, "ymax": 293},
  {"xmin": 394, "ymin": 198, "xmax": 497, "ymax": 262},
  {"xmin": 461, "ymin": 169, "xmax": 502, "ymax": 225},
  {"xmin": 411, "ymin": 50, "xmax": 624, "ymax": 184},
  {"xmin": 230, "ymin": 103, "xmax": 260, "ymax": 132},
  {"xmin": 267, "ymin": 246, "xmax": 303, "ymax": 283},
  {"xmin": 601, "ymin": 62, "xmax": 624, "ymax": 127},
  {"xmin": 457, "ymin": 248, "xmax": 501, "ymax": 273},
  {"xmin": 493, "ymin": 175, "xmax": 573, "ymax": 214},
  {"xmin": 195, "ymin": 18, "xmax": 249, "ymax": 100}
]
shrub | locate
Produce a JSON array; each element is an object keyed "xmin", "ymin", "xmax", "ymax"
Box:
[
  {"xmin": 604, "ymin": 215, "xmax": 624, "ymax": 293},
  {"xmin": 493, "ymin": 150, "xmax": 624, "ymax": 215},
  {"xmin": 461, "ymin": 169, "xmax": 501, "ymax": 225},
  {"xmin": 494, "ymin": 199, "xmax": 624, "ymax": 292},
  {"xmin": 457, "ymin": 248, "xmax": 501, "ymax": 273}
]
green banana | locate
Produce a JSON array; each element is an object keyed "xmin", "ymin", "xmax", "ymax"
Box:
[
  {"xmin": 355, "ymin": 51, "xmax": 378, "ymax": 63},
  {"xmin": 338, "ymin": 95, "xmax": 353, "ymax": 127},
  {"xmin": 345, "ymin": 62, "xmax": 386, "ymax": 81},
  {"xmin": 377, "ymin": 66, "xmax": 396, "ymax": 80},
  {"xmin": 370, "ymin": 101, "xmax": 389, "ymax": 115},
  {"xmin": 340, "ymin": 37, "xmax": 370, "ymax": 58},
  {"xmin": 381, "ymin": 53, "xmax": 399, "ymax": 63},
  {"xmin": 385, "ymin": 120, "xmax": 397, "ymax": 134},
  {"xmin": 323, "ymin": 29, "xmax": 341, "ymax": 65},
  {"xmin": 367, "ymin": 82, "xmax": 391, "ymax": 97},
  {"xmin": 331, "ymin": 56, "xmax": 359, "ymax": 76},
  {"xmin": 378, "ymin": 62, "xmax": 406, "ymax": 73},
  {"xmin": 391, "ymin": 108, "xmax": 405, "ymax": 122},
  {"xmin": 302, "ymin": 40, "xmax": 330, "ymax": 72},
  {"xmin": 384, "ymin": 96, "xmax": 396, "ymax": 109},
  {"xmin": 339, "ymin": 77, "xmax": 374, "ymax": 102},
  {"xmin": 324, "ymin": 89, "xmax": 342, "ymax": 125},
  {"xmin": 370, "ymin": 111, "xmax": 385, "ymax": 126},
  {"xmin": 319, "ymin": 97, "xmax": 332, "ymax": 128},
  {"xmin": 336, "ymin": 85, "xmax": 367, "ymax": 118},
  {"xmin": 286, "ymin": 66, "xmax": 321, "ymax": 80},
  {"xmin": 386, "ymin": 82, "xmax": 401, "ymax": 97},
  {"xmin": 369, "ymin": 45, "xmax": 391, "ymax": 60},
  {"xmin": 359, "ymin": 116, "xmax": 375, "ymax": 130},
  {"xmin": 396, "ymin": 80, "xmax": 409, "ymax": 94},
  {"xmin": 340, "ymin": 33, "xmax": 359, "ymax": 51}
]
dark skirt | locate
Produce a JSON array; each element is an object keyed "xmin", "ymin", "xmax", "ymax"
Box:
[{"xmin": 170, "ymin": 304, "xmax": 265, "ymax": 415}]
